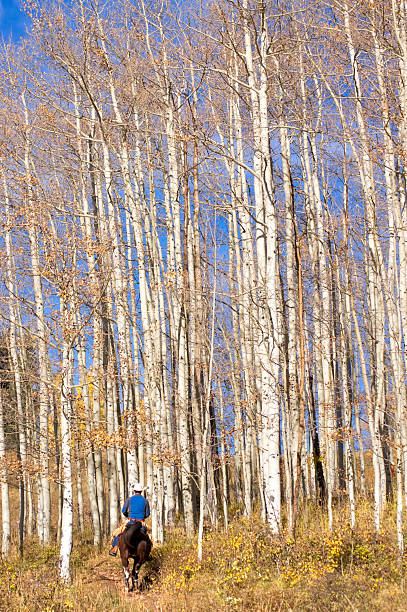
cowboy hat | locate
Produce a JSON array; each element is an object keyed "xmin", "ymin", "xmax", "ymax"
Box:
[{"xmin": 131, "ymin": 482, "xmax": 147, "ymax": 492}]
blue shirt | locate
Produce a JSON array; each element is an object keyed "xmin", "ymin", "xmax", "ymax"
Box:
[{"xmin": 122, "ymin": 494, "xmax": 150, "ymax": 520}]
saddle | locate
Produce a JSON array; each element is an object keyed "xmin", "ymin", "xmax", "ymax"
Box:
[{"xmin": 111, "ymin": 519, "xmax": 146, "ymax": 544}]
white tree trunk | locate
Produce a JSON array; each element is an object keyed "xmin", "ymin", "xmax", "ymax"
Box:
[
  {"xmin": 0, "ymin": 391, "xmax": 10, "ymax": 556},
  {"xmin": 59, "ymin": 302, "xmax": 73, "ymax": 582},
  {"xmin": 22, "ymin": 93, "xmax": 51, "ymax": 543}
]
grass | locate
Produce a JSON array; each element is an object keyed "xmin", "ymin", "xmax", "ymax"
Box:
[{"xmin": 0, "ymin": 501, "xmax": 406, "ymax": 611}]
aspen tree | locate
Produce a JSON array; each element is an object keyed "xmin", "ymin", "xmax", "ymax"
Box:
[
  {"xmin": 59, "ymin": 295, "xmax": 74, "ymax": 582},
  {"xmin": 21, "ymin": 91, "xmax": 51, "ymax": 543},
  {"xmin": 3, "ymin": 172, "xmax": 28, "ymax": 551},
  {"xmin": 340, "ymin": 0, "xmax": 406, "ymax": 527},
  {"xmin": 88, "ymin": 127, "xmax": 107, "ymax": 536},
  {"xmin": 242, "ymin": 0, "xmax": 281, "ymax": 531},
  {"xmin": 72, "ymin": 83, "xmax": 102, "ymax": 545},
  {"xmin": 310, "ymin": 32, "xmax": 383, "ymax": 528},
  {"xmin": 279, "ymin": 113, "xmax": 299, "ymax": 530},
  {"xmin": 214, "ymin": 83, "xmax": 254, "ymax": 515},
  {"xmin": 0, "ymin": 389, "xmax": 10, "ymax": 556},
  {"xmin": 142, "ymin": 8, "xmax": 195, "ymax": 532},
  {"xmin": 329, "ymin": 211, "xmax": 356, "ymax": 526},
  {"xmin": 230, "ymin": 90, "xmax": 257, "ymax": 518}
]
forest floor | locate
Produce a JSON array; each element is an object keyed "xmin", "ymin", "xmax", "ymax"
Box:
[{"xmin": 1, "ymin": 502, "xmax": 407, "ymax": 611}]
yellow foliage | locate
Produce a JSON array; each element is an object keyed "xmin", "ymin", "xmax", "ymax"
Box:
[{"xmin": 1, "ymin": 504, "xmax": 407, "ymax": 611}]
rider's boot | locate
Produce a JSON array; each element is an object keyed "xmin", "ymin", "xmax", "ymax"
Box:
[{"xmin": 109, "ymin": 545, "xmax": 118, "ymax": 557}]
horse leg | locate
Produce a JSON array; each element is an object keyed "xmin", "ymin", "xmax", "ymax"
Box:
[
  {"xmin": 132, "ymin": 558, "xmax": 138, "ymax": 591},
  {"xmin": 134, "ymin": 541, "xmax": 150, "ymax": 590},
  {"xmin": 121, "ymin": 552, "xmax": 131, "ymax": 592},
  {"xmin": 133, "ymin": 554, "xmax": 145, "ymax": 590}
]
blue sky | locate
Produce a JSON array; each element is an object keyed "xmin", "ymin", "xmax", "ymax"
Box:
[{"xmin": 0, "ymin": 0, "xmax": 28, "ymax": 40}]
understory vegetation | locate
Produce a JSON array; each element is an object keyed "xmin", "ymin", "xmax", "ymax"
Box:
[{"xmin": 0, "ymin": 507, "xmax": 405, "ymax": 611}]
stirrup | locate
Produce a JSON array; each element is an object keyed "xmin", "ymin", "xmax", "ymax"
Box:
[{"xmin": 109, "ymin": 547, "xmax": 118, "ymax": 557}]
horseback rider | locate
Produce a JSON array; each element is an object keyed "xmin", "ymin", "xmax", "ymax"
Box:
[{"xmin": 109, "ymin": 482, "xmax": 150, "ymax": 556}]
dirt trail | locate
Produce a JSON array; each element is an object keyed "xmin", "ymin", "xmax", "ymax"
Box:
[
  {"xmin": 87, "ymin": 559, "xmax": 122, "ymax": 586},
  {"xmin": 79, "ymin": 554, "xmax": 163, "ymax": 611}
]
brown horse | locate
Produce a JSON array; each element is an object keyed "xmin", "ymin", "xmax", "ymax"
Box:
[{"xmin": 118, "ymin": 521, "xmax": 152, "ymax": 592}]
